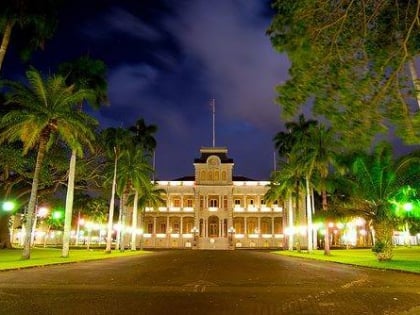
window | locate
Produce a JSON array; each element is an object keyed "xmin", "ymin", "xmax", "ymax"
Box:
[
  {"xmin": 261, "ymin": 199, "xmax": 265, "ymax": 205},
  {"xmin": 209, "ymin": 199, "xmax": 218, "ymax": 207},
  {"xmin": 173, "ymin": 199, "xmax": 180, "ymax": 207},
  {"xmin": 173, "ymin": 223, "xmax": 179, "ymax": 233},
  {"xmin": 160, "ymin": 223, "xmax": 166, "ymax": 233},
  {"xmin": 234, "ymin": 199, "xmax": 241, "ymax": 206},
  {"xmin": 249, "ymin": 199, "xmax": 254, "ymax": 205},
  {"xmin": 221, "ymin": 171, "xmax": 227, "ymax": 180},
  {"xmin": 147, "ymin": 223, "xmax": 153, "ymax": 233},
  {"xmin": 186, "ymin": 199, "xmax": 193, "ymax": 207}
]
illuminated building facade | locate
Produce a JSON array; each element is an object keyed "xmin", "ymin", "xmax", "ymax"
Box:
[{"xmin": 140, "ymin": 147, "xmax": 284, "ymax": 250}]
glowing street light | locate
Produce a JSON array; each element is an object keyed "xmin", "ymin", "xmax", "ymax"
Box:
[{"xmin": 2, "ymin": 201, "xmax": 16, "ymax": 212}]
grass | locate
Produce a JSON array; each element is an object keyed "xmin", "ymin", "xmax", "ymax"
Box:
[
  {"xmin": 0, "ymin": 247, "xmax": 150, "ymax": 271},
  {"xmin": 273, "ymin": 246, "xmax": 420, "ymax": 274}
]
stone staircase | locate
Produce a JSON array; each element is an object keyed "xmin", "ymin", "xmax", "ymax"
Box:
[{"xmin": 198, "ymin": 237, "xmax": 230, "ymax": 250}]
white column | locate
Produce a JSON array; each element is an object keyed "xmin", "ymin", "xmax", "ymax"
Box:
[
  {"xmin": 272, "ymin": 217, "xmax": 275, "ymax": 235},
  {"xmin": 180, "ymin": 217, "xmax": 183, "ymax": 234},
  {"xmin": 244, "ymin": 217, "xmax": 248, "ymax": 235},
  {"xmin": 166, "ymin": 216, "xmax": 170, "ymax": 233},
  {"xmin": 153, "ymin": 217, "xmax": 157, "ymax": 234}
]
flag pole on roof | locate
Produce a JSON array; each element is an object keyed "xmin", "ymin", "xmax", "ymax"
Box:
[{"xmin": 211, "ymin": 98, "xmax": 216, "ymax": 147}]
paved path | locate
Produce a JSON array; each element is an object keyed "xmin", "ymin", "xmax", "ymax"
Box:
[{"xmin": 0, "ymin": 250, "xmax": 419, "ymax": 315}]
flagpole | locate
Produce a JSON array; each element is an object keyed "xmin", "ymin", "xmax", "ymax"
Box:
[{"xmin": 212, "ymin": 98, "xmax": 216, "ymax": 147}]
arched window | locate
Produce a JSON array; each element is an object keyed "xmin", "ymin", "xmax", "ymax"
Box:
[
  {"xmin": 221, "ymin": 171, "xmax": 227, "ymax": 181},
  {"xmin": 214, "ymin": 171, "xmax": 220, "ymax": 180}
]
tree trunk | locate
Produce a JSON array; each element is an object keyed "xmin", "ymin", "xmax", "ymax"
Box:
[
  {"xmin": 322, "ymin": 190, "xmax": 331, "ymax": 255},
  {"xmin": 287, "ymin": 197, "xmax": 294, "ymax": 251},
  {"xmin": 408, "ymin": 60, "xmax": 420, "ymax": 110},
  {"xmin": 105, "ymin": 150, "xmax": 118, "ymax": 253},
  {"xmin": 0, "ymin": 19, "xmax": 14, "ymax": 73},
  {"xmin": 305, "ymin": 177, "xmax": 313, "ymax": 252},
  {"xmin": 62, "ymin": 150, "xmax": 76, "ymax": 258},
  {"xmin": 0, "ymin": 214, "xmax": 12, "ymax": 248},
  {"xmin": 22, "ymin": 137, "xmax": 47, "ymax": 260},
  {"xmin": 372, "ymin": 220, "xmax": 394, "ymax": 261},
  {"xmin": 131, "ymin": 190, "xmax": 139, "ymax": 251}
]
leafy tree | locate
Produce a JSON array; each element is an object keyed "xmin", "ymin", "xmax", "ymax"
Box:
[
  {"xmin": 268, "ymin": 1, "xmax": 420, "ymax": 146},
  {"xmin": 0, "ymin": 0, "xmax": 61, "ymax": 71},
  {"xmin": 0, "ymin": 67, "xmax": 96, "ymax": 259}
]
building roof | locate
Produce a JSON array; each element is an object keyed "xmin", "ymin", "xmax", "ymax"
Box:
[
  {"xmin": 193, "ymin": 146, "xmax": 234, "ymax": 164},
  {"xmin": 171, "ymin": 175, "xmax": 257, "ymax": 181}
]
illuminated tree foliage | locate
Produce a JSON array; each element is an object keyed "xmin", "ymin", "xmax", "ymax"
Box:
[{"xmin": 268, "ymin": 0, "xmax": 420, "ymax": 147}]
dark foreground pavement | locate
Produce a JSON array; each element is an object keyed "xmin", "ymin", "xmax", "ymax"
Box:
[{"xmin": 0, "ymin": 250, "xmax": 419, "ymax": 315}]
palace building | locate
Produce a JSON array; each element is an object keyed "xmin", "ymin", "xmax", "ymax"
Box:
[{"xmin": 140, "ymin": 146, "xmax": 284, "ymax": 250}]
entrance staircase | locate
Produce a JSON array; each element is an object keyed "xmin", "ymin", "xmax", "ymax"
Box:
[{"xmin": 198, "ymin": 237, "xmax": 230, "ymax": 250}]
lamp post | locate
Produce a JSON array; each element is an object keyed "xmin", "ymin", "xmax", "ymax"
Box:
[
  {"xmin": 76, "ymin": 216, "xmax": 85, "ymax": 246},
  {"xmin": 403, "ymin": 202, "xmax": 413, "ymax": 246},
  {"xmin": 191, "ymin": 227, "xmax": 199, "ymax": 249},
  {"xmin": 31, "ymin": 206, "xmax": 49, "ymax": 247},
  {"xmin": 2, "ymin": 201, "xmax": 16, "ymax": 246},
  {"xmin": 228, "ymin": 226, "xmax": 235, "ymax": 249}
]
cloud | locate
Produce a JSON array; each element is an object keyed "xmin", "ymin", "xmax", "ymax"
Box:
[
  {"xmin": 164, "ymin": 0, "xmax": 289, "ymax": 131},
  {"xmin": 84, "ymin": 7, "xmax": 162, "ymax": 41}
]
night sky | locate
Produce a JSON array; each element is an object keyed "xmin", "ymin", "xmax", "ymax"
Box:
[
  {"xmin": 3, "ymin": 0, "xmax": 289, "ymax": 180},
  {"xmin": 2, "ymin": 1, "xmax": 417, "ymax": 180}
]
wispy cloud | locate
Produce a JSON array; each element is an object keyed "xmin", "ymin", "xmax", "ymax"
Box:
[{"xmin": 84, "ymin": 7, "xmax": 162, "ymax": 41}]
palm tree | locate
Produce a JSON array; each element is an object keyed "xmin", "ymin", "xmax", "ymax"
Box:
[
  {"xmin": 132, "ymin": 181, "xmax": 165, "ymax": 250},
  {"xmin": 298, "ymin": 124, "xmax": 339, "ymax": 255},
  {"xmin": 101, "ymin": 127, "xmax": 132, "ymax": 253},
  {"xmin": 129, "ymin": 118, "xmax": 157, "ymax": 153},
  {"xmin": 272, "ymin": 114, "xmax": 318, "ymax": 250},
  {"xmin": 58, "ymin": 56, "xmax": 108, "ymax": 258},
  {"xmin": 340, "ymin": 142, "xmax": 419, "ymax": 261},
  {"xmin": 0, "ymin": 67, "xmax": 96, "ymax": 259},
  {"xmin": 129, "ymin": 118, "xmax": 158, "ymax": 178},
  {"xmin": 115, "ymin": 148, "xmax": 152, "ymax": 251},
  {"xmin": 0, "ymin": 0, "xmax": 60, "ymax": 71}
]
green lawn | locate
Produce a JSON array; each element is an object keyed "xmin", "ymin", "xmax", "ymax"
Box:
[
  {"xmin": 273, "ymin": 246, "xmax": 420, "ymax": 274},
  {"xmin": 0, "ymin": 247, "xmax": 150, "ymax": 271}
]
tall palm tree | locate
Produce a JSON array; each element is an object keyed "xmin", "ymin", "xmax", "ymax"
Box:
[
  {"xmin": 0, "ymin": 67, "xmax": 96, "ymax": 259},
  {"xmin": 101, "ymin": 127, "xmax": 132, "ymax": 253},
  {"xmin": 266, "ymin": 154, "xmax": 306, "ymax": 250},
  {"xmin": 115, "ymin": 148, "xmax": 152, "ymax": 251},
  {"xmin": 129, "ymin": 118, "xmax": 157, "ymax": 153},
  {"xmin": 129, "ymin": 118, "xmax": 158, "ymax": 178},
  {"xmin": 0, "ymin": 0, "xmax": 61, "ymax": 71},
  {"xmin": 131, "ymin": 181, "xmax": 165, "ymax": 250},
  {"xmin": 58, "ymin": 56, "xmax": 108, "ymax": 258},
  {"xmin": 340, "ymin": 142, "xmax": 419, "ymax": 261},
  {"xmin": 273, "ymin": 114, "xmax": 318, "ymax": 250},
  {"xmin": 298, "ymin": 124, "xmax": 339, "ymax": 255}
]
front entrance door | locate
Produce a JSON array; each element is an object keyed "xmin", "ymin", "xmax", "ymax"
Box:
[{"xmin": 208, "ymin": 216, "xmax": 219, "ymax": 237}]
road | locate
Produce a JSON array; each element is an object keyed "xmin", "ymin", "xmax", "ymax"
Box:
[{"xmin": 0, "ymin": 250, "xmax": 419, "ymax": 315}]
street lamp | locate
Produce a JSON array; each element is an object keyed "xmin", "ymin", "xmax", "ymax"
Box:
[
  {"xmin": 2, "ymin": 201, "xmax": 16, "ymax": 212},
  {"xmin": 228, "ymin": 226, "xmax": 236, "ymax": 249},
  {"xmin": 191, "ymin": 227, "xmax": 199, "ymax": 249},
  {"xmin": 31, "ymin": 206, "xmax": 49, "ymax": 246}
]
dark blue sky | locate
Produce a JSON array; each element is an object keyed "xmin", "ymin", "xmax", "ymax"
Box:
[
  {"xmin": 3, "ymin": 0, "xmax": 289, "ymax": 180},
  {"xmin": 2, "ymin": 1, "xmax": 417, "ymax": 180}
]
